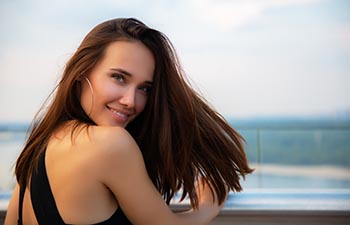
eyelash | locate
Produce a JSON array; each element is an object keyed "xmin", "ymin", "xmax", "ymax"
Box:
[
  {"xmin": 112, "ymin": 73, "xmax": 152, "ymax": 95},
  {"xmin": 139, "ymin": 86, "xmax": 152, "ymax": 95},
  {"xmin": 112, "ymin": 73, "xmax": 125, "ymax": 83}
]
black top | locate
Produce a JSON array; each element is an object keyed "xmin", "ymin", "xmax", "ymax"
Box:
[{"xmin": 18, "ymin": 150, "xmax": 132, "ymax": 225}]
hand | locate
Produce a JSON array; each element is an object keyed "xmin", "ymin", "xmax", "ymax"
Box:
[
  {"xmin": 176, "ymin": 178, "xmax": 228, "ymax": 225},
  {"xmin": 195, "ymin": 177, "xmax": 227, "ymax": 218}
]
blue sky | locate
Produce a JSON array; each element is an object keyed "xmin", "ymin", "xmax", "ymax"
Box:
[{"xmin": 0, "ymin": 0, "xmax": 349, "ymax": 122}]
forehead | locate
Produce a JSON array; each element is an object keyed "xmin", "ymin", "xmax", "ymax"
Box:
[{"xmin": 100, "ymin": 40, "xmax": 155, "ymax": 81}]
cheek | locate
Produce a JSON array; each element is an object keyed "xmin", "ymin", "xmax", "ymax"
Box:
[
  {"xmin": 94, "ymin": 81, "xmax": 122, "ymax": 102},
  {"xmin": 135, "ymin": 95, "xmax": 148, "ymax": 114}
]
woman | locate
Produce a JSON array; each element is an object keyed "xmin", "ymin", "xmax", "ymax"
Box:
[{"xmin": 5, "ymin": 18, "xmax": 253, "ymax": 225}]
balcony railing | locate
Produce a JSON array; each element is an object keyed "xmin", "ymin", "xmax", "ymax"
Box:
[
  {"xmin": 1, "ymin": 189, "xmax": 350, "ymax": 225},
  {"xmin": 0, "ymin": 119, "xmax": 349, "ymax": 224}
]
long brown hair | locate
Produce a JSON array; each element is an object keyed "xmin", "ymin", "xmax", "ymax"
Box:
[{"xmin": 15, "ymin": 18, "xmax": 253, "ymax": 208}]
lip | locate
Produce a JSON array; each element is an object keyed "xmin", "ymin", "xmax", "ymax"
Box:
[{"xmin": 106, "ymin": 105, "xmax": 133, "ymax": 123}]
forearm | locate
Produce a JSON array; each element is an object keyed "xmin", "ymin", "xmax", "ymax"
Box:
[{"xmin": 175, "ymin": 204, "xmax": 221, "ymax": 225}]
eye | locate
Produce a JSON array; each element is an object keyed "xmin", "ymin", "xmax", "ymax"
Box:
[
  {"xmin": 112, "ymin": 73, "xmax": 125, "ymax": 83},
  {"xmin": 139, "ymin": 85, "xmax": 152, "ymax": 95}
]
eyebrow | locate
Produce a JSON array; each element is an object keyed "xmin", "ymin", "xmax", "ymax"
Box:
[{"xmin": 110, "ymin": 68, "xmax": 153, "ymax": 85}]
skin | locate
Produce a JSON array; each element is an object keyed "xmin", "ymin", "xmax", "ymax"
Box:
[
  {"xmin": 80, "ymin": 41, "xmax": 155, "ymax": 128},
  {"xmin": 5, "ymin": 41, "xmax": 224, "ymax": 225}
]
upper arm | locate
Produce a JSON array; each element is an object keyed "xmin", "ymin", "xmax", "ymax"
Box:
[
  {"xmin": 97, "ymin": 129, "xmax": 179, "ymax": 225},
  {"xmin": 94, "ymin": 128, "xmax": 190, "ymax": 225},
  {"xmin": 4, "ymin": 184, "xmax": 19, "ymax": 225}
]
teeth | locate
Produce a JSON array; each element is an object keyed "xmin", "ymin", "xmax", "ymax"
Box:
[{"xmin": 110, "ymin": 108, "xmax": 128, "ymax": 118}]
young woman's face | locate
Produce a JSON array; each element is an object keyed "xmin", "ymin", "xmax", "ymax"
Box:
[{"xmin": 80, "ymin": 40, "xmax": 155, "ymax": 127}]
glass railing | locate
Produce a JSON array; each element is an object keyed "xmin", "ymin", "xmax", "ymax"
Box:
[
  {"xmin": 232, "ymin": 118, "xmax": 350, "ymax": 190},
  {"xmin": 1, "ymin": 119, "xmax": 350, "ymax": 192},
  {"xmin": 0, "ymin": 124, "xmax": 28, "ymax": 193},
  {"xmin": 1, "ymin": 120, "xmax": 350, "ymax": 221}
]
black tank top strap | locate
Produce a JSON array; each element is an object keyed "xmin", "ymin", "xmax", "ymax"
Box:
[
  {"xmin": 17, "ymin": 184, "xmax": 26, "ymax": 225},
  {"xmin": 30, "ymin": 149, "xmax": 66, "ymax": 224}
]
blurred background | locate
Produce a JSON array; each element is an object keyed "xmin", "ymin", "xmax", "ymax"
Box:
[{"xmin": 0, "ymin": 0, "xmax": 349, "ymax": 193}]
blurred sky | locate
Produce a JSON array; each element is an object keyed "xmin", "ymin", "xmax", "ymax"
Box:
[{"xmin": 0, "ymin": 0, "xmax": 349, "ymax": 122}]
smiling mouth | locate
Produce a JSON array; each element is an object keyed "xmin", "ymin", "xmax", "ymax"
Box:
[{"xmin": 106, "ymin": 106, "xmax": 130, "ymax": 121}]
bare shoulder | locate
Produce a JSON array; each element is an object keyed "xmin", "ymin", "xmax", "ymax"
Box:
[
  {"xmin": 85, "ymin": 126, "xmax": 143, "ymax": 165},
  {"xmin": 84, "ymin": 126, "xmax": 147, "ymax": 188},
  {"xmin": 88, "ymin": 126, "xmax": 137, "ymax": 149}
]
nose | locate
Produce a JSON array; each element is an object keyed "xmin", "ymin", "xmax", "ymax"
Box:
[{"xmin": 119, "ymin": 87, "xmax": 136, "ymax": 109}]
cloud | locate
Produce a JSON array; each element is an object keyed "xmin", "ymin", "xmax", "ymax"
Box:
[
  {"xmin": 189, "ymin": 0, "xmax": 323, "ymax": 31},
  {"xmin": 0, "ymin": 0, "xmax": 348, "ymax": 120}
]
